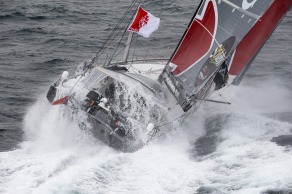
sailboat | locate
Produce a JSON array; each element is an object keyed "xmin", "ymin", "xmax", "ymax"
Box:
[{"xmin": 46, "ymin": 0, "xmax": 292, "ymax": 152}]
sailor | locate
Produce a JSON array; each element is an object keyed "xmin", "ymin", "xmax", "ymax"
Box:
[
  {"xmin": 84, "ymin": 90, "xmax": 102, "ymax": 114},
  {"xmin": 114, "ymin": 119, "xmax": 127, "ymax": 137},
  {"xmin": 105, "ymin": 83, "xmax": 115, "ymax": 104},
  {"xmin": 108, "ymin": 107, "xmax": 128, "ymax": 136},
  {"xmin": 110, "ymin": 117, "xmax": 127, "ymax": 137},
  {"xmin": 214, "ymin": 61, "xmax": 229, "ymax": 90},
  {"xmin": 86, "ymin": 99, "xmax": 100, "ymax": 114}
]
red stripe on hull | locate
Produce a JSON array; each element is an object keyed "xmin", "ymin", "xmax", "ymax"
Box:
[
  {"xmin": 52, "ymin": 96, "xmax": 69, "ymax": 105},
  {"xmin": 171, "ymin": 1, "xmax": 216, "ymax": 75},
  {"xmin": 229, "ymin": 0, "xmax": 292, "ymax": 75}
]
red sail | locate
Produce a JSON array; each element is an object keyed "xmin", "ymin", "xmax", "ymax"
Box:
[
  {"xmin": 171, "ymin": 0, "xmax": 216, "ymax": 75},
  {"xmin": 229, "ymin": 0, "xmax": 292, "ymax": 77},
  {"xmin": 160, "ymin": 0, "xmax": 291, "ymax": 111}
]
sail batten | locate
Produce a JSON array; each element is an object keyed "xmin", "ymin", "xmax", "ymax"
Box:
[{"xmin": 220, "ymin": 0, "xmax": 260, "ymax": 19}]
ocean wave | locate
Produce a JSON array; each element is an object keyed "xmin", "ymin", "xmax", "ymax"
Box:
[
  {"xmin": 34, "ymin": 4, "xmax": 68, "ymax": 14},
  {"xmin": 0, "ymin": 11, "xmax": 25, "ymax": 20},
  {"xmin": 15, "ymin": 27, "xmax": 48, "ymax": 35},
  {"xmin": 0, "ymin": 112, "xmax": 20, "ymax": 121},
  {"xmin": 43, "ymin": 38, "xmax": 67, "ymax": 45},
  {"xmin": 43, "ymin": 58, "xmax": 71, "ymax": 65},
  {"xmin": 5, "ymin": 96, "xmax": 32, "ymax": 105},
  {"xmin": 262, "ymin": 189, "xmax": 292, "ymax": 194},
  {"xmin": 27, "ymin": 15, "xmax": 47, "ymax": 20},
  {"xmin": 0, "ymin": 11, "xmax": 48, "ymax": 21}
]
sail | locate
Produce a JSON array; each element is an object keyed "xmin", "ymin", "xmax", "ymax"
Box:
[
  {"xmin": 229, "ymin": 0, "xmax": 292, "ymax": 85},
  {"xmin": 160, "ymin": 0, "xmax": 291, "ymax": 111}
]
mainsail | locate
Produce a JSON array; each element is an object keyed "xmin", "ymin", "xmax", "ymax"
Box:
[{"xmin": 159, "ymin": 0, "xmax": 292, "ymax": 111}]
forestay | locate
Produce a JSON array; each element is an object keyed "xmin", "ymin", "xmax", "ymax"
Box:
[{"xmin": 159, "ymin": 0, "xmax": 292, "ymax": 111}]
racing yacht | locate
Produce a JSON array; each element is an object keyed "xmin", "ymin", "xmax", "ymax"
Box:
[{"xmin": 46, "ymin": 0, "xmax": 292, "ymax": 152}]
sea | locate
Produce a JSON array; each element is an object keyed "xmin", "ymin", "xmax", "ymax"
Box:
[{"xmin": 0, "ymin": 0, "xmax": 292, "ymax": 193}]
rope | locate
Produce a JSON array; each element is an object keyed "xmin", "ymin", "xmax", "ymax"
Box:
[
  {"xmin": 94, "ymin": 0, "xmax": 138, "ymax": 62},
  {"xmin": 104, "ymin": 0, "xmax": 180, "ymax": 64},
  {"xmin": 107, "ymin": 32, "xmax": 140, "ymax": 64}
]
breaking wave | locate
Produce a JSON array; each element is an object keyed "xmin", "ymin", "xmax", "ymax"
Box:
[{"xmin": 0, "ymin": 80, "xmax": 292, "ymax": 194}]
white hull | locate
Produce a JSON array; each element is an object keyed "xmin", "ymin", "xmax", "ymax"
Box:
[{"xmin": 47, "ymin": 62, "xmax": 186, "ymax": 152}]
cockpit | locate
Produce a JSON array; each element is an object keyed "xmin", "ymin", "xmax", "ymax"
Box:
[{"xmin": 80, "ymin": 67, "xmax": 164, "ymax": 139}]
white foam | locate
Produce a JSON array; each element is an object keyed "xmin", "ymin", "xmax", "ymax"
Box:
[{"xmin": 0, "ymin": 80, "xmax": 292, "ymax": 194}]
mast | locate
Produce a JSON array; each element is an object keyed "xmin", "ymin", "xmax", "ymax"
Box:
[{"xmin": 122, "ymin": 32, "xmax": 133, "ymax": 63}]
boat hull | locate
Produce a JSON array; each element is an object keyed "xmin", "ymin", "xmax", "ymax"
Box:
[
  {"xmin": 87, "ymin": 115, "xmax": 145, "ymax": 152},
  {"xmin": 47, "ymin": 63, "xmax": 176, "ymax": 152}
]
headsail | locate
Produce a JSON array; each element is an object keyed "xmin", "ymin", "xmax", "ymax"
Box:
[{"xmin": 159, "ymin": 0, "xmax": 292, "ymax": 111}]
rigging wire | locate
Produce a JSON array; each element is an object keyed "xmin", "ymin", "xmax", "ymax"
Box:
[
  {"xmin": 135, "ymin": 0, "xmax": 178, "ymax": 60},
  {"xmin": 214, "ymin": 90, "xmax": 229, "ymax": 104},
  {"xmin": 155, "ymin": 88, "xmax": 232, "ymax": 128},
  {"xmin": 93, "ymin": 0, "xmax": 138, "ymax": 62},
  {"xmin": 105, "ymin": 0, "xmax": 179, "ymax": 64},
  {"xmin": 157, "ymin": 0, "xmax": 177, "ymax": 17},
  {"xmin": 104, "ymin": 0, "xmax": 145, "ymax": 64},
  {"xmin": 130, "ymin": 33, "xmax": 139, "ymax": 64},
  {"xmin": 106, "ymin": 33, "xmax": 140, "ymax": 64},
  {"xmin": 107, "ymin": 16, "xmax": 136, "ymax": 64}
]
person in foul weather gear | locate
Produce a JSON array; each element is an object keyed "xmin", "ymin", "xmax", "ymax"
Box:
[
  {"xmin": 109, "ymin": 108, "xmax": 127, "ymax": 137},
  {"xmin": 84, "ymin": 90, "xmax": 103, "ymax": 114},
  {"xmin": 214, "ymin": 61, "xmax": 229, "ymax": 90},
  {"xmin": 105, "ymin": 83, "xmax": 116, "ymax": 105},
  {"xmin": 111, "ymin": 118, "xmax": 127, "ymax": 136}
]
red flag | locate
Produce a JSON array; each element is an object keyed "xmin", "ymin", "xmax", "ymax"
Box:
[
  {"xmin": 52, "ymin": 96, "xmax": 69, "ymax": 105},
  {"xmin": 128, "ymin": 7, "xmax": 160, "ymax": 38}
]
